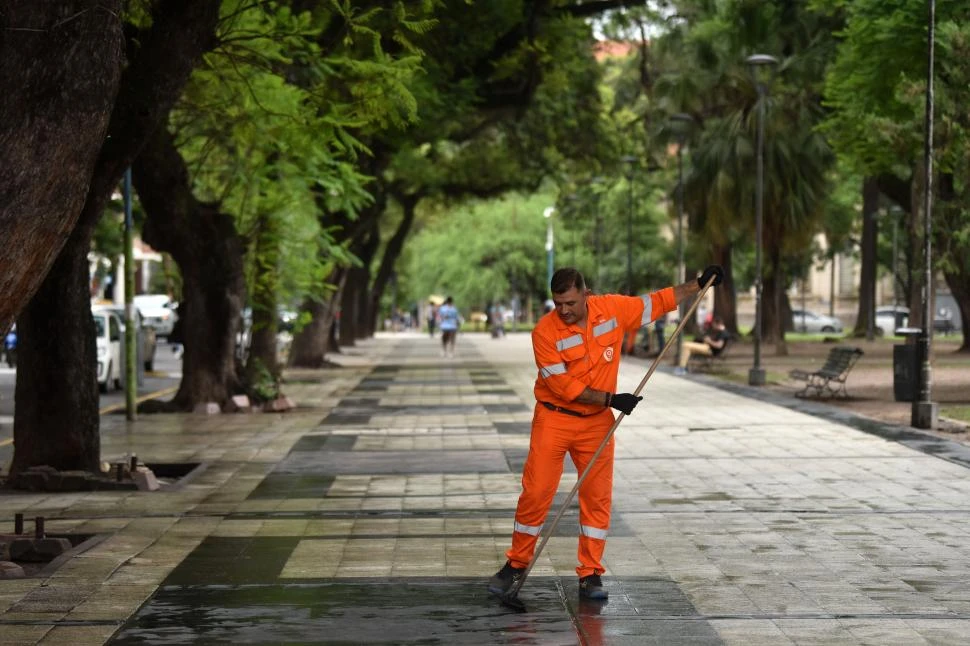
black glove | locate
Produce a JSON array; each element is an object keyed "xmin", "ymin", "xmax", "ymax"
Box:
[
  {"xmin": 697, "ymin": 265, "xmax": 724, "ymax": 288},
  {"xmin": 609, "ymin": 392, "xmax": 642, "ymax": 416}
]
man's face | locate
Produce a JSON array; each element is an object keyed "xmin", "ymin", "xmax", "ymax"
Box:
[{"xmin": 552, "ymin": 286, "xmax": 588, "ymax": 326}]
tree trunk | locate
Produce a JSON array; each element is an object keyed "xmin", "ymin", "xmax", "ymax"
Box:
[
  {"xmin": 368, "ymin": 194, "xmax": 420, "ymax": 333},
  {"xmin": 288, "ymin": 269, "xmax": 347, "ymax": 367},
  {"xmin": 0, "ymin": 1, "xmax": 123, "ymax": 335},
  {"xmin": 244, "ymin": 209, "xmax": 283, "ymax": 394},
  {"xmin": 906, "ymin": 172, "xmax": 924, "ymax": 330},
  {"xmin": 943, "ymin": 271, "xmax": 970, "ymax": 353},
  {"xmin": 764, "ymin": 247, "xmax": 789, "ymax": 355},
  {"xmin": 10, "ymin": 237, "xmax": 101, "ymax": 478},
  {"xmin": 853, "ymin": 177, "xmax": 879, "ymax": 338},
  {"xmin": 710, "ymin": 242, "xmax": 738, "ymax": 336},
  {"xmin": 133, "ymin": 126, "xmax": 246, "ymax": 411},
  {"xmin": 339, "ymin": 268, "xmax": 364, "ymax": 347},
  {"xmin": 10, "ymin": 0, "xmax": 220, "ymax": 479}
]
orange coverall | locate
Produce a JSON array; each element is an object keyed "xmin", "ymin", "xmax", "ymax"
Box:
[{"xmin": 506, "ymin": 288, "xmax": 676, "ymax": 577}]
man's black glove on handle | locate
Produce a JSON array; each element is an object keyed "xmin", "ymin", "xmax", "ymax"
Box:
[
  {"xmin": 698, "ymin": 265, "xmax": 724, "ymax": 288},
  {"xmin": 608, "ymin": 392, "xmax": 642, "ymax": 416}
]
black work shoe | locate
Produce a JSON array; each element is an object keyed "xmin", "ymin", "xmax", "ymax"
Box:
[
  {"xmin": 579, "ymin": 573, "xmax": 608, "ymax": 600},
  {"xmin": 488, "ymin": 561, "xmax": 525, "ymax": 596}
]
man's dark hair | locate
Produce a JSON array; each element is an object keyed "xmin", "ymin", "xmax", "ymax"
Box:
[
  {"xmin": 551, "ymin": 268, "xmax": 585, "ymax": 294},
  {"xmin": 445, "ymin": 296, "xmax": 453, "ymax": 304}
]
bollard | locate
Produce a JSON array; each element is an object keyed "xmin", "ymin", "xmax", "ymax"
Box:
[
  {"xmin": 34, "ymin": 516, "xmax": 45, "ymax": 539},
  {"xmin": 14, "ymin": 513, "xmax": 24, "ymax": 535},
  {"xmin": 130, "ymin": 455, "xmax": 138, "ymax": 471},
  {"xmin": 116, "ymin": 463, "xmax": 125, "ymax": 481}
]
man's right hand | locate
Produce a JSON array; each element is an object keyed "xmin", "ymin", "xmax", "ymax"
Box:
[{"xmin": 609, "ymin": 392, "xmax": 642, "ymax": 415}]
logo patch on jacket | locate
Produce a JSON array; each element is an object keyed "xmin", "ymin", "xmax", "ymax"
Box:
[{"xmin": 603, "ymin": 347, "xmax": 614, "ymax": 362}]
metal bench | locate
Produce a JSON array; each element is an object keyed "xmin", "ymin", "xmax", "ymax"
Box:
[{"xmin": 789, "ymin": 346, "xmax": 864, "ymax": 398}]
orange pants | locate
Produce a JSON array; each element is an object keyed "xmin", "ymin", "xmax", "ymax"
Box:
[{"xmin": 506, "ymin": 405, "xmax": 615, "ymax": 578}]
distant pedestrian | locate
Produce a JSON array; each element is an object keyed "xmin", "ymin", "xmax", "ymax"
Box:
[
  {"xmin": 3, "ymin": 324, "xmax": 16, "ymax": 368},
  {"xmin": 437, "ymin": 297, "xmax": 460, "ymax": 357},
  {"xmin": 654, "ymin": 313, "xmax": 667, "ymax": 353},
  {"xmin": 427, "ymin": 301, "xmax": 437, "ymax": 337}
]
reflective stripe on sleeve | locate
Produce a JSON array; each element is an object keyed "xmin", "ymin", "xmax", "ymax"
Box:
[
  {"xmin": 580, "ymin": 524, "xmax": 609, "ymax": 540},
  {"xmin": 592, "ymin": 318, "xmax": 617, "ymax": 337},
  {"xmin": 640, "ymin": 294, "xmax": 653, "ymax": 326},
  {"xmin": 514, "ymin": 521, "xmax": 543, "ymax": 536},
  {"xmin": 556, "ymin": 334, "xmax": 583, "ymax": 352},
  {"xmin": 540, "ymin": 363, "xmax": 567, "ymax": 378}
]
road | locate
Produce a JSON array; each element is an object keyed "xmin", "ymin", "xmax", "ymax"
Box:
[{"xmin": 0, "ymin": 344, "xmax": 183, "ymax": 469}]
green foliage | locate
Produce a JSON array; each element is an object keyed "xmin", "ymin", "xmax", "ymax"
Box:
[
  {"xmin": 246, "ymin": 357, "xmax": 280, "ymax": 401},
  {"xmin": 403, "ymin": 192, "xmax": 556, "ymax": 312},
  {"xmin": 171, "ymin": 0, "xmax": 431, "ymax": 322}
]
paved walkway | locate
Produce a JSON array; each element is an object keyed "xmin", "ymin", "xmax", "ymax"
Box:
[{"xmin": 2, "ymin": 332, "xmax": 970, "ymax": 644}]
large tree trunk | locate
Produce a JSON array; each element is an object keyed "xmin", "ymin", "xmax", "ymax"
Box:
[
  {"xmin": 10, "ymin": 0, "xmax": 220, "ymax": 479},
  {"xmin": 10, "ymin": 238, "xmax": 101, "ymax": 477},
  {"xmin": 133, "ymin": 127, "xmax": 246, "ymax": 411},
  {"xmin": 853, "ymin": 177, "xmax": 879, "ymax": 338},
  {"xmin": 289, "ymin": 270, "xmax": 347, "ymax": 367},
  {"xmin": 0, "ymin": 1, "xmax": 123, "ymax": 335}
]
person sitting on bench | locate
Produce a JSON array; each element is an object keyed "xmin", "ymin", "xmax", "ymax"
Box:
[{"xmin": 678, "ymin": 316, "xmax": 729, "ymax": 371}]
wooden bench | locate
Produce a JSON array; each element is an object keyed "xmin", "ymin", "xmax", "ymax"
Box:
[{"xmin": 789, "ymin": 346, "xmax": 864, "ymax": 398}]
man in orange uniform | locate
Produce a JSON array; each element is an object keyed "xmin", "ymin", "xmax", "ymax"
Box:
[{"xmin": 489, "ymin": 265, "xmax": 723, "ymax": 600}]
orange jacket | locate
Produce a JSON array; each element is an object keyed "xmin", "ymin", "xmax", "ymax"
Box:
[{"xmin": 532, "ymin": 288, "xmax": 676, "ymax": 415}]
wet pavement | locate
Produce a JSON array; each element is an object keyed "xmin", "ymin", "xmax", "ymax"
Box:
[{"xmin": 2, "ymin": 332, "xmax": 970, "ymax": 644}]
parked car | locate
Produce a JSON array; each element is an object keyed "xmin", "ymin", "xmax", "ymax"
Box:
[
  {"xmin": 875, "ymin": 305, "xmax": 956, "ymax": 336},
  {"xmin": 133, "ymin": 294, "xmax": 178, "ymax": 337},
  {"xmin": 791, "ymin": 309, "xmax": 844, "ymax": 334},
  {"xmin": 874, "ymin": 305, "xmax": 909, "ymax": 337},
  {"xmin": 93, "ymin": 310, "xmax": 123, "ymax": 393},
  {"xmin": 93, "ymin": 304, "xmax": 158, "ymax": 371}
]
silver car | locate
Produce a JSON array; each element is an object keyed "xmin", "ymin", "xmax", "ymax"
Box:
[{"xmin": 791, "ymin": 309, "xmax": 844, "ymax": 334}]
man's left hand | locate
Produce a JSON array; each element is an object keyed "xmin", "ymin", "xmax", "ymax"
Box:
[{"xmin": 698, "ymin": 265, "xmax": 724, "ymax": 288}]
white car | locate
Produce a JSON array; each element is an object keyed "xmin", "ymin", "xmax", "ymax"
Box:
[
  {"xmin": 133, "ymin": 294, "xmax": 178, "ymax": 337},
  {"xmin": 791, "ymin": 309, "xmax": 844, "ymax": 334},
  {"xmin": 93, "ymin": 304, "xmax": 158, "ymax": 371},
  {"xmin": 93, "ymin": 310, "xmax": 123, "ymax": 393},
  {"xmin": 874, "ymin": 305, "xmax": 909, "ymax": 337},
  {"xmin": 874, "ymin": 305, "xmax": 954, "ymax": 336}
]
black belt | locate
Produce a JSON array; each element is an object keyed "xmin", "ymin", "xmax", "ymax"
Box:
[{"xmin": 540, "ymin": 401, "xmax": 598, "ymax": 417}]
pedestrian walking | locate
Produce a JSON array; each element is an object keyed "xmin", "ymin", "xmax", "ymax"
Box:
[
  {"xmin": 437, "ymin": 297, "xmax": 460, "ymax": 357},
  {"xmin": 488, "ymin": 265, "xmax": 723, "ymax": 601}
]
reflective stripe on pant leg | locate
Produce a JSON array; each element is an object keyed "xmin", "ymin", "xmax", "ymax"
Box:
[
  {"xmin": 569, "ymin": 413, "xmax": 615, "ymax": 578},
  {"xmin": 506, "ymin": 407, "xmax": 568, "ymax": 568}
]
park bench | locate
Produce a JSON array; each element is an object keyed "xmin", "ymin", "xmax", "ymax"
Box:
[{"xmin": 789, "ymin": 346, "xmax": 864, "ymax": 398}]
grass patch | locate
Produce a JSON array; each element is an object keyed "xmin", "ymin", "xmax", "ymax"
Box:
[{"xmin": 941, "ymin": 406, "xmax": 970, "ymax": 423}]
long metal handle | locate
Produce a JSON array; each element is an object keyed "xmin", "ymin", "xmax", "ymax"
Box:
[{"xmin": 507, "ymin": 278, "xmax": 716, "ymax": 598}]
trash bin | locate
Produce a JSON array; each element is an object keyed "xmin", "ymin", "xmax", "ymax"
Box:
[{"xmin": 893, "ymin": 327, "xmax": 922, "ymax": 402}]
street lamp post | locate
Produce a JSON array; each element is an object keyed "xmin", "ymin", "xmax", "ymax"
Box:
[
  {"xmin": 543, "ymin": 206, "xmax": 556, "ymax": 291},
  {"xmin": 622, "ymin": 155, "xmax": 638, "ymax": 295},
  {"xmin": 746, "ymin": 53, "xmax": 778, "ymax": 387},
  {"xmin": 913, "ymin": 0, "xmax": 938, "ymax": 429},
  {"xmin": 670, "ymin": 113, "xmax": 693, "ymax": 366}
]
